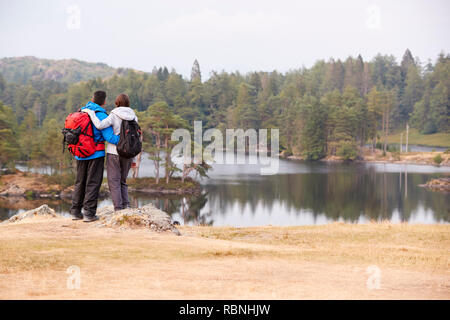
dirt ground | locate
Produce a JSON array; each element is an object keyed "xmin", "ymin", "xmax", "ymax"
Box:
[
  {"xmin": 362, "ymin": 149, "xmax": 450, "ymax": 166},
  {"xmin": 0, "ymin": 171, "xmax": 62, "ymax": 195},
  {"xmin": 0, "ymin": 217, "xmax": 449, "ymax": 300}
]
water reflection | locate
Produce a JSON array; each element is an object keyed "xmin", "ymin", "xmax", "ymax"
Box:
[
  {"xmin": 2, "ymin": 159, "xmax": 449, "ymax": 226},
  {"xmin": 199, "ymin": 165, "xmax": 449, "ymax": 225}
]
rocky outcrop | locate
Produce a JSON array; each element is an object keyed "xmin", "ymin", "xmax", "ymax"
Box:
[
  {"xmin": 0, "ymin": 171, "xmax": 63, "ymax": 199},
  {"xmin": 1, "ymin": 204, "xmax": 57, "ymax": 224},
  {"xmin": 1, "ymin": 203, "xmax": 181, "ymax": 235},
  {"xmin": 0, "ymin": 184, "xmax": 26, "ymax": 197},
  {"xmin": 95, "ymin": 204, "xmax": 181, "ymax": 235},
  {"xmin": 419, "ymin": 177, "xmax": 450, "ymax": 193}
]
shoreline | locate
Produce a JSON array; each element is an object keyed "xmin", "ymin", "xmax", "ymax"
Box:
[
  {"xmin": 0, "ymin": 171, "xmax": 202, "ymax": 200},
  {"xmin": 1, "ymin": 153, "xmax": 448, "ymax": 201},
  {"xmin": 284, "ymin": 150, "xmax": 450, "ymax": 168}
]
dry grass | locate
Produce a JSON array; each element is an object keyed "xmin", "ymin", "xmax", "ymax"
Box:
[
  {"xmin": 187, "ymin": 223, "xmax": 450, "ymax": 272},
  {"xmin": 127, "ymin": 177, "xmax": 201, "ymax": 194},
  {"xmin": 362, "ymin": 149, "xmax": 450, "ymax": 166},
  {"xmin": 0, "ymin": 217, "xmax": 449, "ymax": 299}
]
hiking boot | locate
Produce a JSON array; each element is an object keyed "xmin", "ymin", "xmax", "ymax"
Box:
[
  {"xmin": 71, "ymin": 214, "xmax": 83, "ymax": 221},
  {"xmin": 83, "ymin": 215, "xmax": 99, "ymax": 223}
]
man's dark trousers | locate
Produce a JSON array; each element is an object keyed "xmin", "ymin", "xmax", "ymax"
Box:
[{"xmin": 70, "ymin": 157, "xmax": 104, "ymax": 218}]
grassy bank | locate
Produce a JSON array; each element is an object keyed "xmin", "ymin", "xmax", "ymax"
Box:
[
  {"xmin": 128, "ymin": 177, "xmax": 201, "ymax": 195},
  {"xmin": 386, "ymin": 128, "xmax": 450, "ymax": 148},
  {"xmin": 0, "ymin": 171, "xmax": 202, "ymax": 199},
  {"xmin": 0, "ymin": 217, "xmax": 448, "ymax": 299}
]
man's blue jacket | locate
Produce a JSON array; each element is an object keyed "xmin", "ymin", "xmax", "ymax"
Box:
[{"xmin": 75, "ymin": 101, "xmax": 120, "ymax": 161}]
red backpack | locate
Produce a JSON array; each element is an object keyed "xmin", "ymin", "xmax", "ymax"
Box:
[{"xmin": 62, "ymin": 110, "xmax": 105, "ymax": 158}]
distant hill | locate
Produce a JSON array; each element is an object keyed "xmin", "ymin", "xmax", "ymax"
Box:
[{"xmin": 0, "ymin": 56, "xmax": 118, "ymax": 84}]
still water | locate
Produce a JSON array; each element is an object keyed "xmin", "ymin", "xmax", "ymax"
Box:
[{"xmin": 2, "ymin": 156, "xmax": 449, "ymax": 226}]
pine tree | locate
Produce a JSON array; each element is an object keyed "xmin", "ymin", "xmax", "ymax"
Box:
[
  {"xmin": 298, "ymin": 95, "xmax": 327, "ymax": 160},
  {"xmin": 400, "ymin": 65, "xmax": 423, "ymax": 122},
  {"xmin": 0, "ymin": 73, "xmax": 5, "ymax": 95},
  {"xmin": 140, "ymin": 102, "xmax": 188, "ymax": 184},
  {"xmin": 191, "ymin": 59, "xmax": 201, "ymax": 83},
  {"xmin": 412, "ymin": 52, "xmax": 449, "ymax": 133},
  {"xmin": 166, "ymin": 72, "xmax": 187, "ymax": 108},
  {"xmin": 366, "ymin": 88, "xmax": 383, "ymax": 150},
  {"xmin": 233, "ymin": 83, "xmax": 258, "ymax": 129},
  {"xmin": 0, "ymin": 102, "xmax": 20, "ymax": 168},
  {"xmin": 18, "ymin": 111, "xmax": 38, "ymax": 161},
  {"xmin": 429, "ymin": 83, "xmax": 448, "ymax": 132},
  {"xmin": 400, "ymin": 49, "xmax": 415, "ymax": 83},
  {"xmin": 354, "ymin": 55, "xmax": 365, "ymax": 95}
]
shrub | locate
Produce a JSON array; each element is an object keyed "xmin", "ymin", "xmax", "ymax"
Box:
[
  {"xmin": 387, "ymin": 144, "xmax": 398, "ymax": 152},
  {"xmin": 422, "ymin": 121, "xmax": 437, "ymax": 134},
  {"xmin": 302, "ymin": 147, "xmax": 326, "ymax": 161},
  {"xmin": 25, "ymin": 190, "xmax": 35, "ymax": 200},
  {"xmin": 375, "ymin": 142, "xmax": 383, "ymax": 150},
  {"xmin": 433, "ymin": 154, "xmax": 443, "ymax": 165},
  {"xmin": 336, "ymin": 142, "xmax": 358, "ymax": 161}
]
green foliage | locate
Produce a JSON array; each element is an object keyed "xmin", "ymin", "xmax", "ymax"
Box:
[
  {"xmin": 433, "ymin": 153, "xmax": 443, "ymax": 165},
  {"xmin": 128, "ymin": 176, "xmax": 200, "ymax": 192},
  {"xmin": 190, "ymin": 59, "xmax": 201, "ymax": 83},
  {"xmin": 0, "ymin": 56, "xmax": 116, "ymax": 84},
  {"xmin": 299, "ymin": 95, "xmax": 327, "ymax": 160},
  {"xmin": 412, "ymin": 53, "xmax": 449, "ymax": 133},
  {"xmin": 139, "ymin": 101, "xmax": 188, "ymax": 183},
  {"xmin": 0, "ymin": 50, "xmax": 448, "ymax": 170},
  {"xmin": 24, "ymin": 190, "xmax": 35, "ymax": 200},
  {"xmin": 423, "ymin": 121, "xmax": 438, "ymax": 134},
  {"xmin": 336, "ymin": 141, "xmax": 358, "ymax": 161},
  {"xmin": 0, "ymin": 102, "xmax": 20, "ymax": 168}
]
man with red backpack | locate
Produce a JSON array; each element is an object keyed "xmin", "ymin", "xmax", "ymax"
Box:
[{"xmin": 68, "ymin": 91, "xmax": 119, "ymax": 222}]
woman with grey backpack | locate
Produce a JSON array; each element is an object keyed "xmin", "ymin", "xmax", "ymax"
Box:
[{"xmin": 83, "ymin": 93, "xmax": 141, "ymax": 211}]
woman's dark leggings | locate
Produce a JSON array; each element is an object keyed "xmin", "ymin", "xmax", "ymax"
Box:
[{"xmin": 106, "ymin": 153, "xmax": 132, "ymax": 211}]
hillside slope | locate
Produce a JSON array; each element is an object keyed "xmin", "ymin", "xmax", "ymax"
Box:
[{"xmin": 0, "ymin": 56, "xmax": 117, "ymax": 84}]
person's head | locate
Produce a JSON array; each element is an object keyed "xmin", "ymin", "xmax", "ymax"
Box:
[
  {"xmin": 115, "ymin": 93, "xmax": 130, "ymax": 107},
  {"xmin": 92, "ymin": 90, "xmax": 106, "ymax": 106}
]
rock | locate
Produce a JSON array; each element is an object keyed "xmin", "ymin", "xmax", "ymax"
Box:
[
  {"xmin": 95, "ymin": 203, "xmax": 181, "ymax": 235},
  {"xmin": 1, "ymin": 203, "xmax": 181, "ymax": 235},
  {"xmin": 1, "ymin": 204, "xmax": 58, "ymax": 224},
  {"xmin": 419, "ymin": 178, "xmax": 450, "ymax": 193},
  {"xmin": 0, "ymin": 184, "xmax": 26, "ymax": 197}
]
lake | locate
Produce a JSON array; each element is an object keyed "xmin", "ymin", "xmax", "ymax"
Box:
[{"xmin": 2, "ymin": 155, "xmax": 450, "ymax": 226}]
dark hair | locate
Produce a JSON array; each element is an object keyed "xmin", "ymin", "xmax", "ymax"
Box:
[
  {"xmin": 115, "ymin": 93, "xmax": 130, "ymax": 107},
  {"xmin": 93, "ymin": 90, "xmax": 106, "ymax": 106}
]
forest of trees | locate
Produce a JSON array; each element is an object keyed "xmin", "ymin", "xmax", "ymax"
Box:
[{"xmin": 0, "ymin": 50, "xmax": 448, "ymax": 170}]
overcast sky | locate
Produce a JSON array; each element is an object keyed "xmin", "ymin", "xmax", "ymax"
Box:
[{"xmin": 0, "ymin": 0, "xmax": 449, "ymax": 78}]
